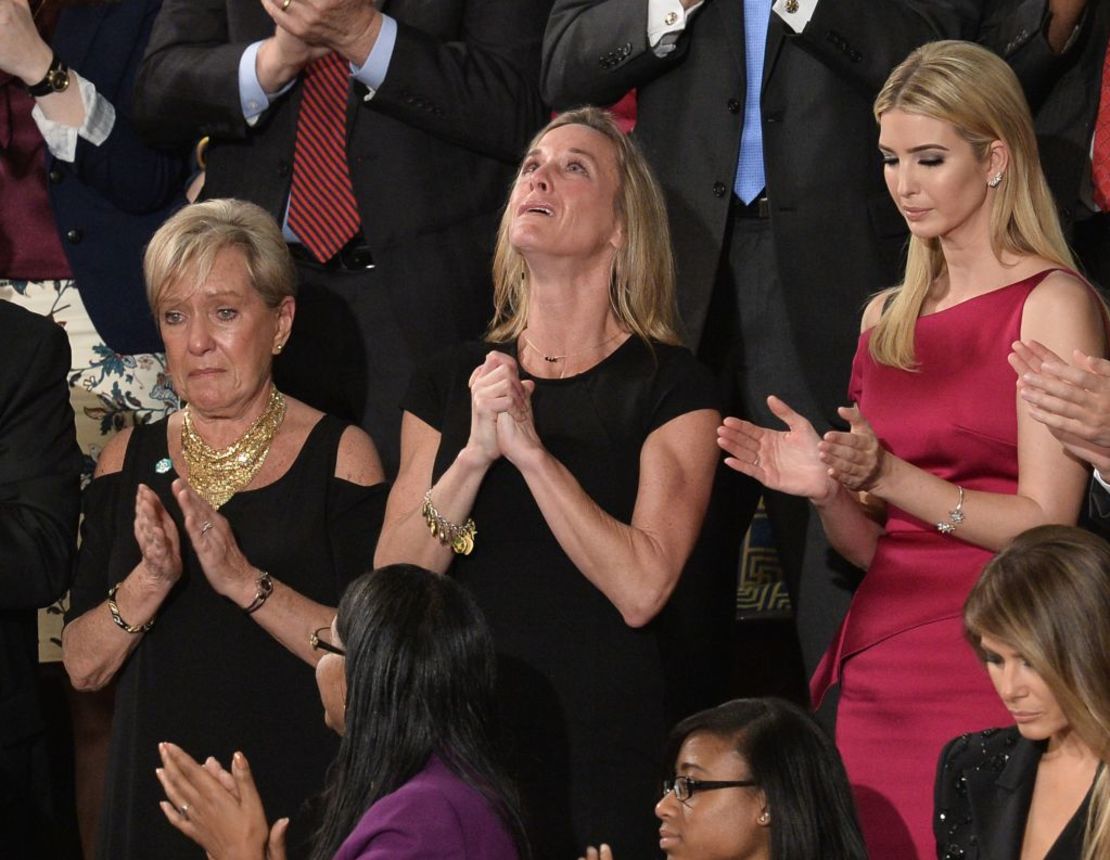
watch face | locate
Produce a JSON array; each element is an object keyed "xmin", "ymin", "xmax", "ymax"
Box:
[{"xmin": 46, "ymin": 68, "xmax": 69, "ymax": 92}]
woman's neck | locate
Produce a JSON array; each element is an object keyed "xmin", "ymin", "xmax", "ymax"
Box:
[{"xmin": 187, "ymin": 383, "xmax": 276, "ymax": 449}]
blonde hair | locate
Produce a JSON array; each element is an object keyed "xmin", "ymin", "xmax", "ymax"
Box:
[
  {"xmin": 964, "ymin": 526, "xmax": 1110, "ymax": 860},
  {"xmin": 869, "ymin": 40, "xmax": 1074, "ymax": 369},
  {"xmin": 487, "ymin": 107, "xmax": 681, "ymax": 346},
  {"xmin": 144, "ymin": 198, "xmax": 297, "ymax": 315}
]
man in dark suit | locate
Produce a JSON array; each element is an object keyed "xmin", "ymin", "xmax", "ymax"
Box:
[
  {"xmin": 134, "ymin": 0, "xmax": 552, "ymax": 476},
  {"xmin": 0, "ymin": 301, "xmax": 81, "ymax": 853},
  {"xmin": 542, "ymin": 0, "xmax": 1052, "ymax": 689}
]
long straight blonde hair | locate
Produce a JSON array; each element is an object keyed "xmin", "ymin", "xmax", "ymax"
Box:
[
  {"xmin": 964, "ymin": 526, "xmax": 1110, "ymax": 860},
  {"xmin": 869, "ymin": 41, "xmax": 1074, "ymax": 370}
]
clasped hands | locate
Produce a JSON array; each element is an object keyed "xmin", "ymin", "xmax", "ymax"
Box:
[
  {"xmin": 716, "ymin": 395, "xmax": 890, "ymax": 501},
  {"xmin": 257, "ymin": 0, "xmax": 382, "ymax": 89},
  {"xmin": 466, "ymin": 351, "xmax": 542, "ymax": 469},
  {"xmin": 134, "ymin": 478, "xmax": 261, "ymax": 609}
]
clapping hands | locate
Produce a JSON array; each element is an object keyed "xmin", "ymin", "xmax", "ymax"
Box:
[{"xmin": 467, "ymin": 351, "xmax": 541, "ymax": 468}]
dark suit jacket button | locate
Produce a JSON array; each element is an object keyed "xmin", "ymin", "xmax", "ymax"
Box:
[
  {"xmin": 48, "ymin": 168, "xmax": 64, "ymax": 184},
  {"xmin": 727, "ymin": 98, "xmax": 741, "ymax": 113},
  {"xmin": 65, "ymin": 228, "xmax": 83, "ymax": 244},
  {"xmin": 712, "ymin": 181, "xmax": 727, "ymax": 197}
]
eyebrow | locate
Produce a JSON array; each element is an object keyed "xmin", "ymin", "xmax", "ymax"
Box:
[
  {"xmin": 523, "ymin": 147, "xmax": 601, "ymax": 164},
  {"xmin": 878, "ymin": 143, "xmax": 951, "ymax": 153}
]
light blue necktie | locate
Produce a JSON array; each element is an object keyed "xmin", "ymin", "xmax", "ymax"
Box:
[{"xmin": 734, "ymin": 0, "xmax": 770, "ymax": 204}]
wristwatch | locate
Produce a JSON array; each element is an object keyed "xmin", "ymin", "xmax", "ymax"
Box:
[{"xmin": 25, "ymin": 54, "xmax": 70, "ymax": 97}]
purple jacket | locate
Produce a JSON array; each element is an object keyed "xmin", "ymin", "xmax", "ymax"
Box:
[{"xmin": 333, "ymin": 756, "xmax": 520, "ymax": 860}]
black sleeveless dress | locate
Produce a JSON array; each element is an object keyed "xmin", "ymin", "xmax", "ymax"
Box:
[
  {"xmin": 405, "ymin": 338, "xmax": 718, "ymax": 858},
  {"xmin": 66, "ymin": 415, "xmax": 385, "ymax": 859}
]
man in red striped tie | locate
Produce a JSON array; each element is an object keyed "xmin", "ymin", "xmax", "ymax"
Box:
[{"xmin": 135, "ymin": 0, "xmax": 553, "ymax": 476}]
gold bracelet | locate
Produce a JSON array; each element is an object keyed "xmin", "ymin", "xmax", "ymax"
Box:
[
  {"xmin": 107, "ymin": 583, "xmax": 155, "ymax": 634},
  {"xmin": 243, "ymin": 570, "xmax": 273, "ymax": 614},
  {"xmin": 935, "ymin": 486, "xmax": 966, "ymax": 535},
  {"xmin": 421, "ymin": 489, "xmax": 476, "ymax": 555}
]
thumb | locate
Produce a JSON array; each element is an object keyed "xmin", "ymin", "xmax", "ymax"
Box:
[
  {"xmin": 766, "ymin": 395, "xmax": 806, "ymax": 430},
  {"xmin": 521, "ymin": 379, "xmax": 536, "ymax": 398},
  {"xmin": 837, "ymin": 404, "xmax": 866, "ymax": 430}
]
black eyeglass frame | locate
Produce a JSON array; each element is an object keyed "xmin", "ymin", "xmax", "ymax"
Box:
[
  {"xmin": 663, "ymin": 776, "xmax": 759, "ymax": 802},
  {"xmin": 309, "ymin": 626, "xmax": 345, "ymax": 656}
]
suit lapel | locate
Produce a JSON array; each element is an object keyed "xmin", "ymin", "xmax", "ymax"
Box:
[
  {"xmin": 968, "ymin": 737, "xmax": 1042, "ymax": 860},
  {"xmin": 762, "ymin": 11, "xmax": 786, "ymax": 91},
  {"xmin": 711, "ymin": 0, "xmax": 746, "ymax": 80}
]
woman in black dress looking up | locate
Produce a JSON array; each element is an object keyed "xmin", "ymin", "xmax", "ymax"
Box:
[{"xmin": 376, "ymin": 107, "xmax": 720, "ymax": 858}]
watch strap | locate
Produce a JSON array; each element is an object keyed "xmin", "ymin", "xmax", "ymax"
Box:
[{"xmin": 25, "ymin": 53, "xmax": 69, "ymax": 98}]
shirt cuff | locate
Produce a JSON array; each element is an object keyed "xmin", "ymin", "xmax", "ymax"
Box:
[
  {"xmin": 352, "ymin": 14, "xmax": 397, "ymax": 98},
  {"xmin": 648, "ymin": 0, "xmax": 703, "ymax": 57},
  {"xmin": 31, "ymin": 72, "xmax": 115, "ymax": 163},
  {"xmin": 239, "ymin": 40, "xmax": 296, "ymax": 124},
  {"xmin": 1094, "ymin": 468, "xmax": 1110, "ymax": 493},
  {"xmin": 773, "ymin": 0, "xmax": 819, "ymax": 33}
]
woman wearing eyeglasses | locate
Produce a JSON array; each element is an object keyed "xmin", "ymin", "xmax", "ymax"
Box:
[
  {"xmin": 155, "ymin": 564, "xmax": 528, "ymax": 860},
  {"xmin": 581, "ymin": 698, "xmax": 867, "ymax": 860}
]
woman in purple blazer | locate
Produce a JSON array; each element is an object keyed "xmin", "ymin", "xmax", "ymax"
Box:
[{"xmin": 155, "ymin": 564, "xmax": 527, "ymax": 859}]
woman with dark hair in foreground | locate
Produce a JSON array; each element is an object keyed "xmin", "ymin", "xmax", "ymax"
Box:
[
  {"xmin": 936, "ymin": 526, "xmax": 1110, "ymax": 860},
  {"xmin": 582, "ymin": 697, "xmax": 867, "ymax": 860},
  {"xmin": 156, "ymin": 563, "xmax": 527, "ymax": 859}
]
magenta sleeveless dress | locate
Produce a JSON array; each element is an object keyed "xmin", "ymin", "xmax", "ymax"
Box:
[{"xmin": 809, "ymin": 274, "xmax": 1061, "ymax": 858}]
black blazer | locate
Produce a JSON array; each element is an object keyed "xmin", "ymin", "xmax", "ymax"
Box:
[
  {"xmin": 934, "ymin": 727, "xmax": 1091, "ymax": 860},
  {"xmin": 133, "ymin": 0, "xmax": 553, "ymax": 359},
  {"xmin": 49, "ymin": 0, "xmax": 189, "ymax": 355},
  {"xmin": 542, "ymin": 0, "xmax": 1045, "ymax": 422},
  {"xmin": 0, "ymin": 302, "xmax": 81, "ymax": 814}
]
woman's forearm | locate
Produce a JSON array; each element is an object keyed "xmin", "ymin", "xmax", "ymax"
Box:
[
  {"xmin": 811, "ymin": 485, "xmax": 883, "ymax": 569},
  {"xmin": 62, "ymin": 564, "xmax": 172, "ymax": 690},
  {"xmin": 375, "ymin": 445, "xmax": 493, "ymax": 573},
  {"xmin": 870, "ymin": 454, "xmax": 1086, "ymax": 551},
  {"xmin": 234, "ymin": 575, "xmax": 336, "ymax": 666}
]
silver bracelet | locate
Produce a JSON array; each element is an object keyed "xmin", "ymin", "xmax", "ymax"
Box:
[{"xmin": 935, "ymin": 486, "xmax": 966, "ymax": 535}]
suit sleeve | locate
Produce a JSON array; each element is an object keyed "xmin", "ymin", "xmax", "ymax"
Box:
[
  {"xmin": 543, "ymin": 0, "xmax": 1046, "ymax": 108},
  {"xmin": 132, "ymin": 0, "xmax": 252, "ymax": 147},
  {"xmin": 0, "ymin": 320, "xmax": 82, "ymax": 610},
  {"xmin": 360, "ymin": 0, "xmax": 554, "ymax": 163},
  {"xmin": 60, "ymin": 0, "xmax": 189, "ymax": 213},
  {"xmin": 542, "ymin": 0, "xmax": 677, "ymax": 109},
  {"xmin": 135, "ymin": 0, "xmax": 553, "ymax": 164}
]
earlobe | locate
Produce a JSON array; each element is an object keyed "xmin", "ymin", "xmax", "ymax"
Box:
[{"xmin": 758, "ymin": 809, "xmax": 771, "ymax": 826}]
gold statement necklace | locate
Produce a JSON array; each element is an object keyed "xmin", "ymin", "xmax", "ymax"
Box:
[{"xmin": 181, "ymin": 387, "xmax": 287, "ymax": 509}]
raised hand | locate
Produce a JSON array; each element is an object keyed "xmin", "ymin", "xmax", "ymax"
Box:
[
  {"xmin": 717, "ymin": 395, "xmax": 837, "ymax": 502},
  {"xmin": 172, "ymin": 478, "xmax": 259, "ymax": 609},
  {"xmin": 134, "ymin": 484, "xmax": 183, "ymax": 587},
  {"xmin": 1011, "ymin": 339, "xmax": 1110, "ymax": 473},
  {"xmin": 265, "ymin": 0, "xmax": 382, "ymax": 66},
  {"xmin": 157, "ymin": 743, "xmax": 277, "ymax": 860},
  {"xmin": 579, "ymin": 845, "xmax": 615, "ymax": 860},
  {"xmin": 0, "ymin": 0, "xmax": 52, "ymax": 84},
  {"xmin": 819, "ymin": 405, "xmax": 890, "ymax": 492}
]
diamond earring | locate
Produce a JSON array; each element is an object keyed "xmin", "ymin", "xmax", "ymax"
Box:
[{"xmin": 988, "ymin": 172, "xmax": 1003, "ymax": 188}]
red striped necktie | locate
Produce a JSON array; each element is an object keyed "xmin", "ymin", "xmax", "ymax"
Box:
[
  {"xmin": 287, "ymin": 52, "xmax": 361, "ymax": 263},
  {"xmin": 1093, "ymin": 44, "xmax": 1110, "ymax": 211}
]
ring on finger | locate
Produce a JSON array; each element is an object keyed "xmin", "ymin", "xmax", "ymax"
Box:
[
  {"xmin": 753, "ymin": 455, "xmax": 760, "ymax": 466},
  {"xmin": 179, "ymin": 804, "xmax": 190, "ymax": 821},
  {"xmin": 200, "ymin": 520, "xmax": 214, "ymax": 537},
  {"xmin": 280, "ymin": 0, "xmax": 292, "ymax": 9}
]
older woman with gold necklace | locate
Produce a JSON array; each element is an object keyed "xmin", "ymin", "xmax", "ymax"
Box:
[{"xmin": 61, "ymin": 199, "xmax": 387, "ymax": 860}]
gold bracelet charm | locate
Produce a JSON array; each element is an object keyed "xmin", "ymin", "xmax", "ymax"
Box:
[{"xmin": 421, "ymin": 489, "xmax": 476, "ymax": 555}]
